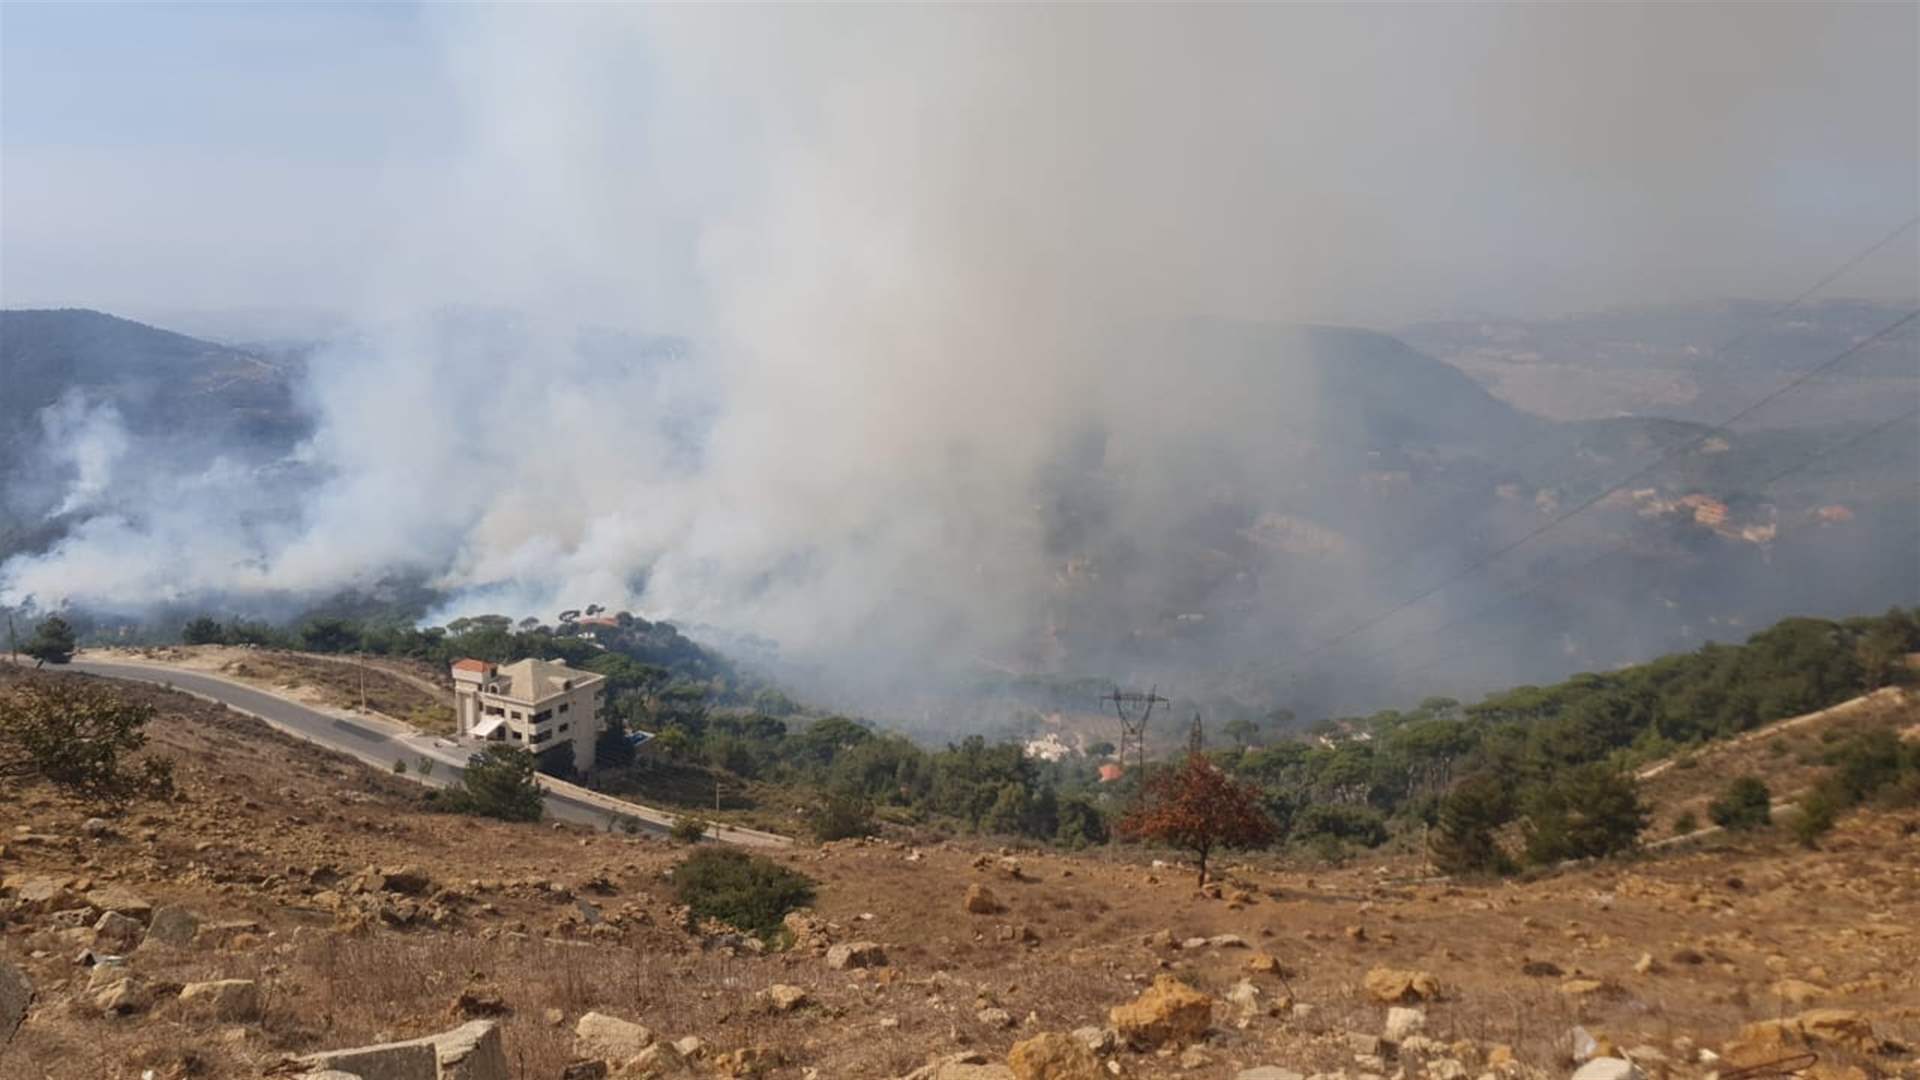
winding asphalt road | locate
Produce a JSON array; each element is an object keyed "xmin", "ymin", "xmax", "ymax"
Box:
[{"xmin": 59, "ymin": 656, "xmax": 727, "ymax": 839}]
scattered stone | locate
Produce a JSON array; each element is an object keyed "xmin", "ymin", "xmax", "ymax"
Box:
[
  {"xmin": 574, "ymin": 1011, "xmax": 653, "ymax": 1058},
  {"xmin": 1208, "ymin": 933, "xmax": 1250, "ymax": 949},
  {"xmin": 1178, "ymin": 1046, "xmax": 1212, "ymax": 1069},
  {"xmin": 1109, "ymin": 975, "xmax": 1213, "ymax": 1049},
  {"xmin": 1559, "ymin": 978, "xmax": 1612, "ymax": 998},
  {"xmin": 144, "ymin": 906, "xmax": 201, "ymax": 949},
  {"xmin": 674, "ymin": 1035, "xmax": 707, "ymax": 1058},
  {"xmin": 1247, "ymin": 952, "xmax": 1284, "ymax": 975},
  {"xmin": 81, "ymin": 818, "xmax": 112, "ymax": 838},
  {"xmin": 764, "ymin": 984, "xmax": 810, "ymax": 1012},
  {"xmin": 1632, "ymin": 953, "xmax": 1662, "ymax": 976},
  {"xmin": 1363, "ymin": 968, "xmax": 1440, "ymax": 1004},
  {"xmin": 382, "ymin": 865, "xmax": 433, "ymax": 895},
  {"xmin": 1570, "ymin": 1026, "xmax": 1600, "ymax": 1063},
  {"xmin": 1236, "ymin": 1070, "xmax": 1305, "ymax": 1080},
  {"xmin": 1008, "ymin": 1032, "xmax": 1101, "ymax": 1080},
  {"xmin": 1225, "ymin": 979, "xmax": 1262, "ymax": 1020},
  {"xmin": 1384, "ymin": 1007, "xmax": 1425, "ymax": 1042},
  {"xmin": 5, "ymin": 875, "xmax": 76, "ymax": 914},
  {"xmin": 1, "ymin": 960, "xmax": 32, "ymax": 1046},
  {"xmin": 179, "ymin": 979, "xmax": 261, "ymax": 1021},
  {"xmin": 1569, "ymin": 1059, "xmax": 1644, "ymax": 1080},
  {"xmin": 1347, "ymin": 1033, "xmax": 1382, "ymax": 1057},
  {"xmin": 964, "ymin": 884, "xmax": 1005, "ymax": 915},
  {"xmin": 92, "ymin": 977, "xmax": 150, "ymax": 1015},
  {"xmin": 92, "ymin": 911, "xmax": 145, "ymax": 954},
  {"xmin": 1070, "ymin": 1026, "xmax": 1115, "ymax": 1055},
  {"xmin": 452, "ymin": 983, "xmax": 511, "ymax": 1019},
  {"xmin": 561, "ymin": 1062, "xmax": 609, "ymax": 1080},
  {"xmin": 1770, "ymin": 979, "xmax": 1830, "ymax": 1006},
  {"xmin": 978, "ymin": 1007, "xmax": 1015, "ymax": 1029},
  {"xmin": 83, "ymin": 886, "xmax": 152, "ymax": 923},
  {"xmin": 298, "ymin": 1019, "xmax": 507, "ymax": 1080},
  {"xmin": 826, "ymin": 941, "xmax": 887, "ymax": 970}
]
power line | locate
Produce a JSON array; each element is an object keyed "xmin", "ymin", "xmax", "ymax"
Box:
[
  {"xmin": 1292, "ymin": 306, "xmax": 1919, "ymax": 666},
  {"xmin": 1283, "ymin": 215, "xmax": 1920, "ymax": 648}
]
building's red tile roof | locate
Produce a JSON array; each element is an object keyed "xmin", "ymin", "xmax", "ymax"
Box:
[{"xmin": 452, "ymin": 658, "xmax": 494, "ymax": 673}]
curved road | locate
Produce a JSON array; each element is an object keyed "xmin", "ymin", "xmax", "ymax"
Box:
[{"xmin": 62, "ymin": 656, "xmax": 787, "ymax": 846}]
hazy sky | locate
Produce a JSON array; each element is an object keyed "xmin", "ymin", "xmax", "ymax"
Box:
[{"xmin": 3, "ymin": 2, "xmax": 1915, "ymax": 328}]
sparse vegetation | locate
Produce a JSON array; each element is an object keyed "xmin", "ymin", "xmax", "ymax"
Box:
[
  {"xmin": 1707, "ymin": 776, "xmax": 1772, "ymax": 831},
  {"xmin": 669, "ymin": 815, "xmax": 710, "ymax": 844},
  {"xmin": 0, "ymin": 679, "xmax": 173, "ymax": 802},
  {"xmin": 810, "ymin": 788, "xmax": 875, "ymax": 842},
  {"xmin": 671, "ymin": 847, "xmax": 816, "ymax": 938}
]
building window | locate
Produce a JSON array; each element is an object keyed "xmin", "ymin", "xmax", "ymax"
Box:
[
  {"xmin": 532, "ymin": 709, "xmax": 553, "ymax": 723},
  {"xmin": 511, "ymin": 710, "xmax": 523, "ymax": 720},
  {"xmin": 558, "ymin": 724, "xmax": 570, "ymax": 734},
  {"xmin": 511, "ymin": 730, "xmax": 523, "ymax": 741},
  {"xmin": 559, "ymin": 703, "xmax": 570, "ymax": 714},
  {"xmin": 531, "ymin": 729, "xmax": 552, "ymax": 744},
  {"xmin": 484, "ymin": 705, "xmax": 504, "ymax": 717}
]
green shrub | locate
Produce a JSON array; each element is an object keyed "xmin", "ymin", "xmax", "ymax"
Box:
[
  {"xmin": 1672, "ymin": 811, "xmax": 1699, "ymax": 835},
  {"xmin": 1707, "ymin": 776, "xmax": 1771, "ymax": 831},
  {"xmin": 670, "ymin": 815, "xmax": 710, "ymax": 844},
  {"xmin": 1790, "ymin": 792, "xmax": 1837, "ymax": 848},
  {"xmin": 392, "ymin": 758, "xmax": 409, "ymax": 775},
  {"xmin": 1429, "ymin": 774, "xmax": 1515, "ymax": 876},
  {"xmin": 811, "ymin": 789, "xmax": 875, "ymax": 842},
  {"xmin": 437, "ymin": 745, "xmax": 544, "ymax": 822},
  {"xmin": 0, "ymin": 680, "xmax": 172, "ymax": 803},
  {"xmin": 24, "ymin": 615, "xmax": 76, "ymax": 666},
  {"xmin": 1054, "ymin": 796, "xmax": 1110, "ymax": 849},
  {"xmin": 1293, "ymin": 803, "xmax": 1388, "ymax": 848},
  {"xmin": 672, "ymin": 847, "xmax": 816, "ymax": 938}
]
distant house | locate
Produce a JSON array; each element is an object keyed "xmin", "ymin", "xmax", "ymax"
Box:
[{"xmin": 451, "ymin": 657, "xmax": 606, "ymax": 773}]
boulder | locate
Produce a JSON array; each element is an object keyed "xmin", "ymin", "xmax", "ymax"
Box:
[
  {"xmin": 963, "ymin": 884, "xmax": 1005, "ymax": 915},
  {"xmin": 1008, "ymin": 1032, "xmax": 1101, "ymax": 1080},
  {"xmin": 623, "ymin": 1041, "xmax": 691, "ymax": 1076},
  {"xmin": 977, "ymin": 1007, "xmax": 1014, "ymax": 1029},
  {"xmin": 1570, "ymin": 1059, "xmax": 1644, "ymax": 1080},
  {"xmin": 826, "ymin": 941, "xmax": 887, "ymax": 970},
  {"xmin": 1069, "ymin": 1027, "xmax": 1115, "ymax": 1055},
  {"xmin": 382, "ymin": 865, "xmax": 434, "ymax": 895},
  {"xmin": 93, "ymin": 910, "xmax": 145, "ymax": 953},
  {"xmin": 4, "ymin": 875, "xmax": 76, "ymax": 913},
  {"xmin": 575, "ymin": 1011, "xmax": 654, "ymax": 1058},
  {"xmin": 1363, "ymin": 968, "xmax": 1440, "ymax": 1004},
  {"xmin": 1385, "ymin": 1007, "xmax": 1426, "ymax": 1042},
  {"xmin": 1247, "ymin": 952, "xmax": 1283, "ymax": 975},
  {"xmin": 179, "ymin": 978, "xmax": 261, "ymax": 1021},
  {"xmin": 1, "ymin": 960, "xmax": 32, "ymax": 1046},
  {"xmin": 1770, "ymin": 979, "xmax": 1830, "ymax": 1006},
  {"xmin": 298, "ymin": 1019, "xmax": 507, "ymax": 1080},
  {"xmin": 1109, "ymin": 975, "xmax": 1213, "ymax": 1049},
  {"xmin": 144, "ymin": 906, "xmax": 201, "ymax": 949},
  {"xmin": 763, "ymin": 984, "xmax": 809, "ymax": 1012},
  {"xmin": 83, "ymin": 885, "xmax": 153, "ymax": 923},
  {"xmin": 92, "ymin": 977, "xmax": 150, "ymax": 1015},
  {"xmin": 561, "ymin": 1063, "xmax": 609, "ymax": 1080}
]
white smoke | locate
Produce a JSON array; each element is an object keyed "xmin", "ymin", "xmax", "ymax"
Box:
[{"xmin": 3, "ymin": 4, "xmax": 1915, "ymax": 711}]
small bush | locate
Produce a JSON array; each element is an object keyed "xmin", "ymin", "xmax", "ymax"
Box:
[
  {"xmin": 811, "ymin": 789, "xmax": 874, "ymax": 842},
  {"xmin": 1707, "ymin": 776, "xmax": 1771, "ymax": 831},
  {"xmin": 1672, "ymin": 811, "xmax": 1699, "ymax": 835},
  {"xmin": 670, "ymin": 816, "xmax": 710, "ymax": 844},
  {"xmin": 392, "ymin": 758, "xmax": 409, "ymax": 775},
  {"xmin": 1790, "ymin": 793, "xmax": 1837, "ymax": 848},
  {"xmin": 672, "ymin": 847, "xmax": 816, "ymax": 938},
  {"xmin": 0, "ymin": 681, "xmax": 171, "ymax": 803},
  {"xmin": 437, "ymin": 745, "xmax": 543, "ymax": 822}
]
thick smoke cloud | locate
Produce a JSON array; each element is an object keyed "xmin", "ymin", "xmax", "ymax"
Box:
[{"xmin": 3, "ymin": 5, "xmax": 1915, "ymax": 716}]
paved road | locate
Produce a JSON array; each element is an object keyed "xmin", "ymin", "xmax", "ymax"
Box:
[{"xmin": 65, "ymin": 657, "xmax": 661, "ymax": 833}]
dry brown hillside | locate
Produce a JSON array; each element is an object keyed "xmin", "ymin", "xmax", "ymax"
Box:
[{"xmin": 3, "ymin": 667, "xmax": 1917, "ymax": 1080}]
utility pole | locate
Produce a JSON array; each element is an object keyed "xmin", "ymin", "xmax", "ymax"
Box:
[
  {"xmin": 1102, "ymin": 686, "xmax": 1169, "ymax": 785},
  {"xmin": 1188, "ymin": 711, "xmax": 1205, "ymax": 756},
  {"xmin": 6, "ymin": 610, "xmax": 16, "ymax": 663},
  {"xmin": 359, "ymin": 651, "xmax": 368, "ymax": 711}
]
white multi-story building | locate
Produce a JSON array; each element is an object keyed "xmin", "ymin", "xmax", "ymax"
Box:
[{"xmin": 451, "ymin": 657, "xmax": 606, "ymax": 773}]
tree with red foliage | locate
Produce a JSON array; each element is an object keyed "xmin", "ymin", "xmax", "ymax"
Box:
[{"xmin": 1119, "ymin": 753, "xmax": 1278, "ymax": 885}]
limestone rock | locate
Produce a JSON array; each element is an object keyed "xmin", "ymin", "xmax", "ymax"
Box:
[
  {"xmin": 576, "ymin": 1011, "xmax": 654, "ymax": 1058},
  {"xmin": 763, "ymin": 984, "xmax": 809, "ymax": 1012},
  {"xmin": 826, "ymin": 940, "xmax": 887, "ymax": 969},
  {"xmin": 1770, "ymin": 979, "xmax": 1830, "ymax": 1006},
  {"xmin": 4, "ymin": 875, "xmax": 76, "ymax": 913},
  {"xmin": 1569, "ymin": 1059, "xmax": 1644, "ymax": 1080},
  {"xmin": 1109, "ymin": 975, "xmax": 1213, "ymax": 1049},
  {"xmin": 179, "ymin": 979, "xmax": 261, "ymax": 1021},
  {"xmin": 1363, "ymin": 968, "xmax": 1440, "ymax": 1004},
  {"xmin": 144, "ymin": 906, "xmax": 201, "ymax": 949},
  {"xmin": 977, "ymin": 1007, "xmax": 1014, "ymax": 1029},
  {"xmin": 1, "ymin": 960, "xmax": 32, "ymax": 1046},
  {"xmin": 84, "ymin": 885, "xmax": 152, "ymax": 923},
  {"xmin": 92, "ymin": 977, "xmax": 150, "ymax": 1015},
  {"xmin": 93, "ymin": 910, "xmax": 145, "ymax": 953},
  {"xmin": 1070, "ymin": 1026, "xmax": 1115, "ymax": 1055},
  {"xmin": 1225, "ymin": 978, "xmax": 1262, "ymax": 1020},
  {"xmin": 1236, "ymin": 1070, "xmax": 1305, "ymax": 1080},
  {"xmin": 1385, "ymin": 1007, "xmax": 1426, "ymax": 1042},
  {"xmin": 298, "ymin": 1019, "xmax": 507, "ymax": 1080},
  {"xmin": 964, "ymin": 884, "xmax": 1005, "ymax": 915},
  {"xmin": 1008, "ymin": 1032, "xmax": 1100, "ymax": 1080}
]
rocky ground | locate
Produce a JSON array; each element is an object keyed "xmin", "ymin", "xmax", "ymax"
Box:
[{"xmin": 2, "ymin": 666, "xmax": 1917, "ymax": 1080}]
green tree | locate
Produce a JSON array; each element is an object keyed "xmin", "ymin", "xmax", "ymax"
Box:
[
  {"xmin": 1223, "ymin": 717, "xmax": 1261, "ymax": 748},
  {"xmin": 1428, "ymin": 774, "xmax": 1515, "ymax": 876},
  {"xmin": 440, "ymin": 745, "xmax": 544, "ymax": 822},
  {"xmin": 1520, "ymin": 763, "xmax": 1648, "ymax": 864},
  {"xmin": 1707, "ymin": 776, "xmax": 1771, "ymax": 831},
  {"xmin": 299, "ymin": 617, "xmax": 361, "ymax": 654},
  {"xmin": 1054, "ymin": 795, "xmax": 1109, "ymax": 848},
  {"xmin": 811, "ymin": 788, "xmax": 875, "ymax": 842},
  {"xmin": 181, "ymin": 616, "xmax": 226, "ymax": 646},
  {"xmin": 25, "ymin": 615, "xmax": 77, "ymax": 666}
]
